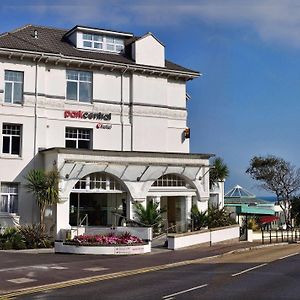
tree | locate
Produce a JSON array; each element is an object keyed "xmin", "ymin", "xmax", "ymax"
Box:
[
  {"xmin": 246, "ymin": 155, "xmax": 300, "ymax": 228},
  {"xmin": 25, "ymin": 169, "xmax": 60, "ymax": 231},
  {"xmin": 209, "ymin": 157, "xmax": 229, "ymax": 189},
  {"xmin": 134, "ymin": 201, "xmax": 166, "ymax": 234}
]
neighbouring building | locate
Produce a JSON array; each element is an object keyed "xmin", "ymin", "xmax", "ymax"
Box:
[
  {"xmin": 0, "ymin": 24, "xmax": 213, "ymax": 238},
  {"xmin": 224, "ymin": 185, "xmax": 284, "ymax": 228}
]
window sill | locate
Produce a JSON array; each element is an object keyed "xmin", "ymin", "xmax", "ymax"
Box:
[
  {"xmin": 65, "ymin": 100, "xmax": 93, "ymax": 106},
  {"xmin": 1, "ymin": 102, "xmax": 23, "ymax": 107},
  {"xmin": 0, "ymin": 154, "xmax": 22, "ymax": 160}
]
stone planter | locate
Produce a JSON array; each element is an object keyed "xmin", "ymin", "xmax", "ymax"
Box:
[{"xmin": 55, "ymin": 241, "xmax": 151, "ymax": 255}]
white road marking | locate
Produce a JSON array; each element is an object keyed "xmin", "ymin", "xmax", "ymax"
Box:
[
  {"xmin": 7, "ymin": 277, "xmax": 37, "ymax": 284},
  {"xmin": 0, "ymin": 264, "xmax": 69, "ymax": 272},
  {"xmin": 83, "ymin": 267, "xmax": 108, "ymax": 272},
  {"xmin": 162, "ymin": 284, "xmax": 208, "ymax": 299},
  {"xmin": 231, "ymin": 263, "xmax": 268, "ymax": 277},
  {"xmin": 49, "ymin": 266, "xmax": 68, "ymax": 270},
  {"xmin": 279, "ymin": 252, "xmax": 299, "ymax": 260}
]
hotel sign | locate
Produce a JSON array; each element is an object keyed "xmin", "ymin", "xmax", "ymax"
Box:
[{"xmin": 64, "ymin": 110, "xmax": 111, "ymax": 121}]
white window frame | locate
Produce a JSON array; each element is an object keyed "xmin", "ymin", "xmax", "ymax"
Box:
[
  {"xmin": 153, "ymin": 174, "xmax": 188, "ymax": 187},
  {"xmin": 66, "ymin": 70, "xmax": 92, "ymax": 103},
  {"xmin": 2, "ymin": 123, "xmax": 22, "ymax": 156},
  {"xmin": 4, "ymin": 70, "xmax": 24, "ymax": 104},
  {"xmin": 82, "ymin": 33, "xmax": 104, "ymax": 50},
  {"xmin": 73, "ymin": 173, "xmax": 123, "ymax": 192},
  {"xmin": 81, "ymin": 33, "xmax": 124, "ymax": 53},
  {"xmin": 0, "ymin": 182, "xmax": 18, "ymax": 214},
  {"xmin": 65, "ymin": 127, "xmax": 92, "ymax": 149}
]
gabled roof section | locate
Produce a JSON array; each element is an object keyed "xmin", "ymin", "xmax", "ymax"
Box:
[
  {"xmin": 0, "ymin": 25, "xmax": 199, "ymax": 76},
  {"xmin": 136, "ymin": 32, "xmax": 164, "ymax": 47}
]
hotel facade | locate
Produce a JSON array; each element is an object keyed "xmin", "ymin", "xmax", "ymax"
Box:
[{"xmin": 0, "ymin": 24, "xmax": 213, "ymax": 238}]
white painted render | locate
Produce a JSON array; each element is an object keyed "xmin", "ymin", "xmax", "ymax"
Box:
[
  {"xmin": 132, "ymin": 34, "xmax": 165, "ymax": 67},
  {"xmin": 0, "ymin": 26, "xmax": 212, "ymax": 238}
]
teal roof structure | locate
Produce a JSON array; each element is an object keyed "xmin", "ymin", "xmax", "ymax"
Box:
[{"xmin": 225, "ymin": 185, "xmax": 274, "ymax": 215}]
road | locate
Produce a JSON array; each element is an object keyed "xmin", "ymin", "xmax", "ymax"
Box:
[{"xmin": 1, "ymin": 243, "xmax": 300, "ymax": 299}]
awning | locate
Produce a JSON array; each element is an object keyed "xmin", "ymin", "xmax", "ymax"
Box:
[
  {"xmin": 235, "ymin": 205, "xmax": 275, "ymax": 215},
  {"xmin": 259, "ymin": 216, "xmax": 279, "ymax": 224}
]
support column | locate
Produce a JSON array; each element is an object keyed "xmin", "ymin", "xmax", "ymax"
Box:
[
  {"xmin": 186, "ymin": 196, "xmax": 192, "ymax": 231},
  {"xmin": 56, "ymin": 197, "xmax": 71, "ymax": 239}
]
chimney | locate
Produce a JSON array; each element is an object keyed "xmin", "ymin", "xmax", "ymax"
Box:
[{"xmin": 33, "ymin": 30, "xmax": 38, "ymax": 39}]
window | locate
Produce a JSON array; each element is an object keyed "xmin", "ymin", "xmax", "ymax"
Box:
[
  {"xmin": 2, "ymin": 124, "xmax": 22, "ymax": 155},
  {"xmin": 73, "ymin": 173, "xmax": 123, "ymax": 191},
  {"xmin": 4, "ymin": 70, "xmax": 23, "ymax": 104},
  {"xmin": 83, "ymin": 33, "xmax": 103, "ymax": 49},
  {"xmin": 66, "ymin": 70, "xmax": 92, "ymax": 102},
  {"xmin": 81, "ymin": 33, "xmax": 124, "ymax": 53},
  {"xmin": 106, "ymin": 36, "xmax": 124, "ymax": 52},
  {"xmin": 0, "ymin": 183, "xmax": 18, "ymax": 213},
  {"xmin": 65, "ymin": 127, "xmax": 91, "ymax": 149},
  {"xmin": 152, "ymin": 174, "xmax": 191, "ymax": 188}
]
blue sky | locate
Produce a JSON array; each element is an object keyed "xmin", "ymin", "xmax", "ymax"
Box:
[{"xmin": 1, "ymin": 0, "xmax": 300, "ymax": 196}]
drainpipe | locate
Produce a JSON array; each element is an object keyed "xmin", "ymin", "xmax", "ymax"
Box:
[
  {"xmin": 33, "ymin": 59, "xmax": 38, "ymax": 165},
  {"xmin": 130, "ymin": 70, "xmax": 134, "ymax": 151},
  {"xmin": 120, "ymin": 65, "xmax": 129, "ymax": 151}
]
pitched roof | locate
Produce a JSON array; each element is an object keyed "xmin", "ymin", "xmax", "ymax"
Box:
[
  {"xmin": 0, "ymin": 25, "xmax": 199, "ymax": 75},
  {"xmin": 225, "ymin": 185, "xmax": 255, "ymax": 198}
]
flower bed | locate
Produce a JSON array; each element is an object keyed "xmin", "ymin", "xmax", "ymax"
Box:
[
  {"xmin": 55, "ymin": 232, "xmax": 151, "ymax": 255},
  {"xmin": 64, "ymin": 232, "xmax": 144, "ymax": 246}
]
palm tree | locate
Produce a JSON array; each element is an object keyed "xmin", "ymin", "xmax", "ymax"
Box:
[
  {"xmin": 25, "ymin": 169, "xmax": 60, "ymax": 231},
  {"xmin": 209, "ymin": 157, "xmax": 229, "ymax": 189},
  {"xmin": 134, "ymin": 201, "xmax": 165, "ymax": 233}
]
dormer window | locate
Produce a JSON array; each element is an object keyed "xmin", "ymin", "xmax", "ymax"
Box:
[
  {"xmin": 83, "ymin": 33, "xmax": 103, "ymax": 49},
  {"xmin": 81, "ymin": 33, "xmax": 124, "ymax": 53},
  {"xmin": 64, "ymin": 26, "xmax": 132, "ymax": 54}
]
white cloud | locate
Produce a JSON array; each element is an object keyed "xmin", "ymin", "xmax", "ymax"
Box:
[{"xmin": 4, "ymin": 0, "xmax": 300, "ymax": 47}]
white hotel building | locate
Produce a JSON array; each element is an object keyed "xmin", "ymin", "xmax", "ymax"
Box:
[{"xmin": 0, "ymin": 24, "xmax": 213, "ymax": 238}]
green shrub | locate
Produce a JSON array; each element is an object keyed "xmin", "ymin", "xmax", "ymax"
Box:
[
  {"xmin": 134, "ymin": 201, "xmax": 166, "ymax": 234},
  {"xmin": 191, "ymin": 204, "xmax": 208, "ymax": 230},
  {"xmin": 19, "ymin": 224, "xmax": 52, "ymax": 248},
  {"xmin": 0, "ymin": 227, "xmax": 26, "ymax": 250},
  {"xmin": 207, "ymin": 206, "xmax": 236, "ymax": 229}
]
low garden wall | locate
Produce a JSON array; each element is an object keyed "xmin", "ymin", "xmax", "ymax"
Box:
[
  {"xmin": 55, "ymin": 241, "xmax": 151, "ymax": 255},
  {"xmin": 167, "ymin": 225, "xmax": 240, "ymax": 250}
]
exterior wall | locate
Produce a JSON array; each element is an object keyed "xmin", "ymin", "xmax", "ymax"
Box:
[
  {"xmin": 0, "ymin": 29, "xmax": 201, "ymax": 233},
  {"xmin": 209, "ymin": 181, "xmax": 225, "ymax": 208},
  {"xmin": 0, "ymin": 59, "xmax": 188, "ymax": 154},
  {"xmin": 133, "ymin": 35, "xmax": 165, "ymax": 67}
]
